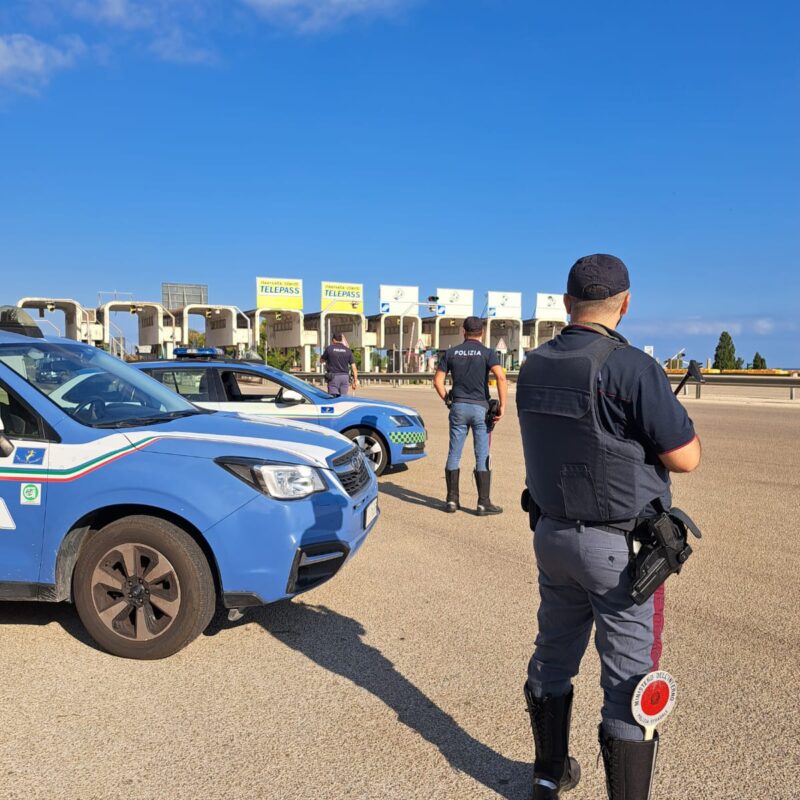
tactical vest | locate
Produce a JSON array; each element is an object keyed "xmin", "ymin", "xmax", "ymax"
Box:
[{"xmin": 517, "ymin": 333, "xmax": 670, "ymax": 523}]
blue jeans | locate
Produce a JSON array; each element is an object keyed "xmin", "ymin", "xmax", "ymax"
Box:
[{"xmin": 446, "ymin": 402, "xmax": 490, "ymax": 471}]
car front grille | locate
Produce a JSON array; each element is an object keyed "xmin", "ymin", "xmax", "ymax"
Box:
[{"xmin": 332, "ymin": 446, "xmax": 372, "ymax": 496}]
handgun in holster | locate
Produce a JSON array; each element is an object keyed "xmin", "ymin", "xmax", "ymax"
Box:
[
  {"xmin": 486, "ymin": 399, "xmax": 500, "ymax": 432},
  {"xmin": 628, "ymin": 507, "xmax": 702, "ymax": 605},
  {"xmin": 520, "ymin": 487, "xmax": 542, "ymax": 531},
  {"xmin": 444, "ymin": 390, "xmax": 454, "ymax": 409}
]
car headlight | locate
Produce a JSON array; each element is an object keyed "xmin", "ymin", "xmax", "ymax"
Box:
[
  {"xmin": 390, "ymin": 415, "xmax": 413, "ymax": 427},
  {"xmin": 216, "ymin": 457, "xmax": 326, "ymax": 500}
]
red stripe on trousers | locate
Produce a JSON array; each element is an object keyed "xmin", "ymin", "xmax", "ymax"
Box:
[{"xmin": 650, "ymin": 584, "xmax": 666, "ymax": 669}]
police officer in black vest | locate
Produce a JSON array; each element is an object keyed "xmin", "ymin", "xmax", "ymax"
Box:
[{"xmin": 517, "ymin": 255, "xmax": 701, "ymax": 800}]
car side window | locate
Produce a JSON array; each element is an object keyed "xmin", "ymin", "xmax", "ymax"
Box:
[
  {"xmin": 0, "ymin": 382, "xmax": 47, "ymax": 441},
  {"xmin": 219, "ymin": 371, "xmax": 284, "ymax": 403},
  {"xmin": 148, "ymin": 369, "xmax": 211, "ymax": 402}
]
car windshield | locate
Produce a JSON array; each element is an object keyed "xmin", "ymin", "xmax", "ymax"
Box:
[
  {"xmin": 0, "ymin": 342, "xmax": 201, "ymax": 428},
  {"xmin": 267, "ymin": 369, "xmax": 333, "ymax": 400}
]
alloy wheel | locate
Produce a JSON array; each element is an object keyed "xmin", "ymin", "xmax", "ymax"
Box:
[{"xmin": 90, "ymin": 543, "xmax": 181, "ymax": 641}]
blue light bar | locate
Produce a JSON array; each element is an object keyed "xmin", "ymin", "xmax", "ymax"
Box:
[{"xmin": 174, "ymin": 347, "xmax": 224, "ymax": 358}]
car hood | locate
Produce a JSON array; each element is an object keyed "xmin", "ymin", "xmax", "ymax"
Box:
[
  {"xmin": 121, "ymin": 411, "xmax": 353, "ymax": 468},
  {"xmin": 326, "ymin": 396, "xmax": 420, "ymax": 418}
]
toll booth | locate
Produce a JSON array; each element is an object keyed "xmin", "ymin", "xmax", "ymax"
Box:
[
  {"xmin": 367, "ymin": 314, "xmax": 428, "ymax": 371},
  {"xmin": 421, "ymin": 288, "xmax": 474, "ymax": 355},
  {"xmin": 523, "ymin": 293, "xmax": 568, "ymax": 354},
  {"xmin": 245, "ymin": 309, "xmax": 317, "ymax": 371},
  {"xmin": 16, "ymin": 298, "xmax": 104, "ymax": 346},
  {"xmin": 367, "ymin": 285, "xmax": 429, "ymax": 372},
  {"xmin": 304, "ymin": 312, "xmax": 377, "ymax": 371},
  {"xmin": 173, "ymin": 305, "xmax": 252, "ymax": 355},
  {"xmin": 483, "ymin": 291, "xmax": 524, "ymax": 370},
  {"xmin": 135, "ymin": 305, "xmax": 180, "ymax": 359},
  {"xmin": 96, "ymin": 301, "xmax": 182, "ymax": 360}
]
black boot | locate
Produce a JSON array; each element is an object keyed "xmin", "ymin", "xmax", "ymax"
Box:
[
  {"xmin": 524, "ymin": 684, "xmax": 581, "ymax": 799},
  {"xmin": 598, "ymin": 727, "xmax": 659, "ymax": 800},
  {"xmin": 445, "ymin": 469, "xmax": 460, "ymax": 512},
  {"xmin": 474, "ymin": 470, "xmax": 503, "ymax": 515}
]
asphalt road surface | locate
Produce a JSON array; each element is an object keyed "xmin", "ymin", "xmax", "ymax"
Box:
[{"xmin": 1, "ymin": 388, "xmax": 798, "ymax": 800}]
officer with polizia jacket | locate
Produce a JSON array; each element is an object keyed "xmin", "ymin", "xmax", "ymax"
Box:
[
  {"xmin": 321, "ymin": 332, "xmax": 359, "ymax": 397},
  {"xmin": 433, "ymin": 315, "xmax": 508, "ymax": 515},
  {"xmin": 517, "ymin": 255, "xmax": 702, "ymax": 799}
]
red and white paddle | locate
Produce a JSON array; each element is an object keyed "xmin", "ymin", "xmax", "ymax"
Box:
[{"xmin": 631, "ymin": 671, "xmax": 677, "ymax": 740}]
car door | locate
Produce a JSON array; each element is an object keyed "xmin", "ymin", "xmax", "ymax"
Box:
[
  {"xmin": 0, "ymin": 379, "xmax": 51, "ymax": 587},
  {"xmin": 214, "ymin": 368, "xmax": 317, "ymax": 422}
]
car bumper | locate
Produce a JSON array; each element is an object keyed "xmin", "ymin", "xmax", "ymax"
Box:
[
  {"xmin": 205, "ymin": 477, "xmax": 379, "ymax": 606},
  {"xmin": 387, "ymin": 427, "xmax": 427, "ymax": 465}
]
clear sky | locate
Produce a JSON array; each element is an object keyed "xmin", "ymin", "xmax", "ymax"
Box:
[{"xmin": 1, "ymin": 1, "xmax": 798, "ymax": 366}]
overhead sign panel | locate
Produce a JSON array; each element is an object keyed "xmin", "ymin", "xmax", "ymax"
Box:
[
  {"xmin": 322, "ymin": 282, "xmax": 363, "ymax": 314},
  {"xmin": 379, "ymin": 285, "xmax": 420, "ymax": 316},
  {"xmin": 486, "ymin": 291, "xmax": 522, "ymax": 319},
  {"xmin": 162, "ymin": 283, "xmax": 208, "ymax": 310},
  {"xmin": 534, "ymin": 293, "xmax": 568, "ymax": 322},
  {"xmin": 257, "ymin": 277, "xmax": 304, "ymax": 311},
  {"xmin": 435, "ymin": 288, "xmax": 473, "ymax": 318}
]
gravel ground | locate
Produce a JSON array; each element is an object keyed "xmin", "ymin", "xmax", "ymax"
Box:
[{"xmin": 0, "ymin": 388, "xmax": 797, "ymax": 800}]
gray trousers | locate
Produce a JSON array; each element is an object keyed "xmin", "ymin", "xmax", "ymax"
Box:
[
  {"xmin": 528, "ymin": 516, "xmax": 665, "ymax": 741},
  {"xmin": 327, "ymin": 373, "xmax": 351, "ymax": 397}
]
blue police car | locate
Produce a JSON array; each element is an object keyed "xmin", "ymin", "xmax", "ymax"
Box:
[
  {"xmin": 0, "ymin": 319, "xmax": 379, "ymax": 659},
  {"xmin": 134, "ymin": 350, "xmax": 427, "ymax": 476}
]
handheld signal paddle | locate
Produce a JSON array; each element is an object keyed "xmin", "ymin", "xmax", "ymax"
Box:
[{"xmin": 631, "ymin": 671, "xmax": 677, "ymax": 740}]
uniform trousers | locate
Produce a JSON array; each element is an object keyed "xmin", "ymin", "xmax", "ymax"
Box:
[
  {"xmin": 327, "ymin": 373, "xmax": 351, "ymax": 397},
  {"xmin": 527, "ymin": 516, "xmax": 665, "ymax": 741}
]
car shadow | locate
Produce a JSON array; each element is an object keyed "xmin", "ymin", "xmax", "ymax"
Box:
[
  {"xmin": 381, "ymin": 462, "xmax": 409, "ymax": 476},
  {"xmin": 0, "ymin": 601, "xmax": 105, "ymax": 653},
  {"xmin": 380, "ymin": 481, "xmax": 481, "ymax": 515},
  {"xmin": 208, "ymin": 602, "xmax": 531, "ymax": 799}
]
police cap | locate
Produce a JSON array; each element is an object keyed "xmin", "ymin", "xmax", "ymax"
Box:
[{"xmin": 567, "ymin": 254, "xmax": 630, "ymax": 300}]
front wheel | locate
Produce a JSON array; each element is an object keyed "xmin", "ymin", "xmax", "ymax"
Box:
[
  {"xmin": 344, "ymin": 427, "xmax": 389, "ymax": 476},
  {"xmin": 73, "ymin": 516, "xmax": 216, "ymax": 659}
]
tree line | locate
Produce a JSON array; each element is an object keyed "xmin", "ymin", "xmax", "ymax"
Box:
[{"xmin": 713, "ymin": 331, "xmax": 767, "ymax": 370}]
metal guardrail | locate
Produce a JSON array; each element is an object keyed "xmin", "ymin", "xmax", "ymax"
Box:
[{"xmin": 292, "ymin": 372, "xmax": 800, "ymax": 399}]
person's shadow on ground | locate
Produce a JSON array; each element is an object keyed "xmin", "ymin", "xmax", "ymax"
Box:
[
  {"xmin": 380, "ymin": 481, "xmax": 480, "ymax": 515},
  {"xmin": 216, "ymin": 602, "xmax": 531, "ymax": 799}
]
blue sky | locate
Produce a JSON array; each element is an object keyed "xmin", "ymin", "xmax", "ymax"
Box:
[{"xmin": 1, "ymin": 0, "xmax": 798, "ymax": 366}]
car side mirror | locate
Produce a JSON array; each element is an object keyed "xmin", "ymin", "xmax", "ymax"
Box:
[
  {"xmin": 280, "ymin": 389, "xmax": 305, "ymax": 405},
  {"xmin": 0, "ymin": 419, "xmax": 13, "ymax": 458}
]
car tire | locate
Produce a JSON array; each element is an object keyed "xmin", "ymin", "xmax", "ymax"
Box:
[
  {"xmin": 73, "ymin": 515, "xmax": 216, "ymax": 660},
  {"xmin": 344, "ymin": 427, "xmax": 389, "ymax": 476}
]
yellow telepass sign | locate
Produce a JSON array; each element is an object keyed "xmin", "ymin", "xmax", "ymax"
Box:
[
  {"xmin": 256, "ymin": 277, "xmax": 303, "ymax": 310},
  {"xmin": 321, "ymin": 281, "xmax": 363, "ymax": 314}
]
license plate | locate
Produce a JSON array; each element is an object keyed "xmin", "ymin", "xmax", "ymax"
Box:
[{"xmin": 364, "ymin": 498, "xmax": 378, "ymax": 528}]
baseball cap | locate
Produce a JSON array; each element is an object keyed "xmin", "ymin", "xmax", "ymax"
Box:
[
  {"xmin": 463, "ymin": 316, "xmax": 484, "ymax": 333},
  {"xmin": 567, "ymin": 254, "xmax": 630, "ymax": 300}
]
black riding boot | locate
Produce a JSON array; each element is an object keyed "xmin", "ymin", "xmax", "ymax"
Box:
[
  {"xmin": 524, "ymin": 684, "xmax": 581, "ymax": 799},
  {"xmin": 445, "ymin": 469, "xmax": 460, "ymax": 512},
  {"xmin": 598, "ymin": 727, "xmax": 659, "ymax": 800},
  {"xmin": 474, "ymin": 470, "xmax": 503, "ymax": 515}
]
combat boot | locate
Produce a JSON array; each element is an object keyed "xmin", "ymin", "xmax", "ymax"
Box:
[
  {"xmin": 445, "ymin": 469, "xmax": 460, "ymax": 512},
  {"xmin": 474, "ymin": 470, "xmax": 503, "ymax": 515},
  {"xmin": 524, "ymin": 684, "xmax": 581, "ymax": 799},
  {"xmin": 598, "ymin": 727, "xmax": 659, "ymax": 800}
]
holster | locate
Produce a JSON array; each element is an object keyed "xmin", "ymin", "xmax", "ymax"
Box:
[
  {"xmin": 521, "ymin": 487, "xmax": 542, "ymax": 531},
  {"xmin": 445, "ymin": 390, "xmax": 454, "ymax": 409},
  {"xmin": 324, "ymin": 371, "xmax": 333, "ymax": 383},
  {"xmin": 486, "ymin": 399, "xmax": 500, "ymax": 432},
  {"xmin": 628, "ymin": 506, "xmax": 702, "ymax": 605}
]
